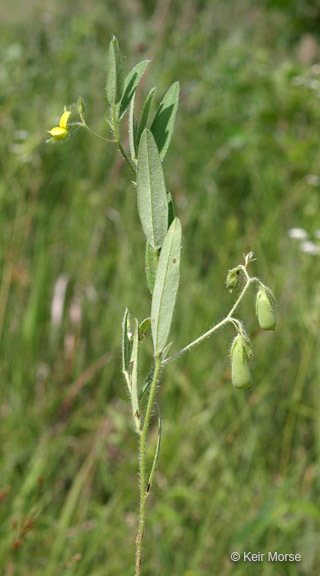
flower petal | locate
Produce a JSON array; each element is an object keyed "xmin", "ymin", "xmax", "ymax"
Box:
[
  {"xmin": 59, "ymin": 110, "xmax": 71, "ymax": 129},
  {"xmin": 48, "ymin": 127, "xmax": 68, "ymax": 139}
]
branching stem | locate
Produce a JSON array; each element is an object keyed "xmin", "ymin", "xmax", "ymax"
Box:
[
  {"xmin": 162, "ymin": 275, "xmax": 256, "ymax": 366},
  {"xmin": 73, "ymin": 111, "xmax": 137, "ymax": 178}
]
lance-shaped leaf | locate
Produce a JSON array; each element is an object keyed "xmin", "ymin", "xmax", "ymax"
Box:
[
  {"xmin": 139, "ymin": 366, "xmax": 154, "ymax": 400},
  {"xmin": 122, "ymin": 308, "xmax": 133, "ymax": 392},
  {"xmin": 130, "ymin": 318, "xmax": 141, "ymax": 432},
  {"xmin": 144, "ymin": 195, "xmax": 174, "ymax": 293},
  {"xmin": 139, "ymin": 317, "xmax": 151, "ymax": 341},
  {"xmin": 117, "ymin": 60, "xmax": 150, "ymax": 121},
  {"xmin": 161, "ymin": 341, "xmax": 173, "ymax": 361},
  {"xmin": 106, "ymin": 36, "xmax": 124, "ymax": 106},
  {"xmin": 137, "ymin": 129, "xmax": 168, "ymax": 249},
  {"xmin": 145, "ymin": 242, "xmax": 159, "ymax": 294},
  {"xmin": 151, "ymin": 82, "xmax": 180, "ymax": 161},
  {"xmin": 128, "ymin": 92, "xmax": 138, "ymax": 161},
  {"xmin": 151, "ymin": 218, "xmax": 182, "ymax": 354},
  {"xmin": 137, "ymin": 87, "xmax": 156, "ymax": 145}
]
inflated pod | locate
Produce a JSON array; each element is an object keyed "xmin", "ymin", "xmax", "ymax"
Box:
[
  {"xmin": 231, "ymin": 335, "xmax": 252, "ymax": 390},
  {"xmin": 256, "ymin": 287, "xmax": 276, "ymax": 331}
]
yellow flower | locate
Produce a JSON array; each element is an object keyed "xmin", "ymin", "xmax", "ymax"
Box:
[{"xmin": 48, "ymin": 110, "xmax": 71, "ymax": 141}]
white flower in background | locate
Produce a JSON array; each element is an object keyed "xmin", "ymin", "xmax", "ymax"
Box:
[
  {"xmin": 300, "ymin": 241, "xmax": 320, "ymax": 255},
  {"xmin": 306, "ymin": 174, "xmax": 320, "ymax": 186},
  {"xmin": 291, "ymin": 76, "xmax": 305, "ymax": 86},
  {"xmin": 288, "ymin": 228, "xmax": 308, "ymax": 240},
  {"xmin": 288, "ymin": 227, "xmax": 320, "ymax": 256}
]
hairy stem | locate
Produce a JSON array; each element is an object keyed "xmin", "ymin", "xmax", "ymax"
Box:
[
  {"xmin": 135, "ymin": 354, "xmax": 161, "ymax": 576},
  {"xmin": 82, "ymin": 123, "xmax": 116, "ymax": 143},
  {"xmin": 72, "ymin": 121, "xmax": 116, "ymax": 143},
  {"xmin": 146, "ymin": 401, "xmax": 162, "ymax": 497}
]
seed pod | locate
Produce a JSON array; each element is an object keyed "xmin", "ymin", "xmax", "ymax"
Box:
[
  {"xmin": 226, "ymin": 267, "xmax": 240, "ymax": 293},
  {"xmin": 256, "ymin": 287, "xmax": 276, "ymax": 331},
  {"xmin": 231, "ymin": 335, "xmax": 252, "ymax": 390}
]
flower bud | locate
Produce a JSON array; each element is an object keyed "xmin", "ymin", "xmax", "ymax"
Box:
[
  {"xmin": 77, "ymin": 96, "xmax": 86, "ymax": 117},
  {"xmin": 256, "ymin": 287, "xmax": 276, "ymax": 331},
  {"xmin": 226, "ymin": 267, "xmax": 240, "ymax": 293},
  {"xmin": 231, "ymin": 335, "xmax": 252, "ymax": 390}
]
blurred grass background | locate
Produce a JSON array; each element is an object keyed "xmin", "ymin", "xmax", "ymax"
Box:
[{"xmin": 1, "ymin": 0, "xmax": 320, "ymax": 574}]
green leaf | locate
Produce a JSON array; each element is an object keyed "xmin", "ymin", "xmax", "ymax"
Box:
[
  {"xmin": 137, "ymin": 129, "xmax": 168, "ymax": 249},
  {"xmin": 128, "ymin": 92, "xmax": 138, "ymax": 162},
  {"xmin": 137, "ymin": 87, "xmax": 156, "ymax": 145},
  {"xmin": 151, "ymin": 218, "xmax": 182, "ymax": 354},
  {"xmin": 167, "ymin": 191, "xmax": 175, "ymax": 228},
  {"xmin": 117, "ymin": 60, "xmax": 150, "ymax": 121},
  {"xmin": 122, "ymin": 308, "xmax": 133, "ymax": 392},
  {"xmin": 151, "ymin": 82, "xmax": 180, "ymax": 161},
  {"xmin": 138, "ymin": 366, "xmax": 154, "ymax": 400},
  {"xmin": 106, "ymin": 36, "xmax": 124, "ymax": 106},
  {"xmin": 161, "ymin": 341, "xmax": 173, "ymax": 361},
  {"xmin": 145, "ymin": 242, "xmax": 159, "ymax": 294},
  {"xmin": 130, "ymin": 318, "xmax": 141, "ymax": 432},
  {"xmin": 139, "ymin": 317, "xmax": 151, "ymax": 341}
]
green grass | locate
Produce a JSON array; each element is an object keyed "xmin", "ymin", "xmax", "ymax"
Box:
[{"xmin": 1, "ymin": 1, "xmax": 320, "ymax": 574}]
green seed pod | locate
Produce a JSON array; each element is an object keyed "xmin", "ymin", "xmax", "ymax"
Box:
[
  {"xmin": 231, "ymin": 335, "xmax": 252, "ymax": 390},
  {"xmin": 256, "ymin": 287, "xmax": 276, "ymax": 331},
  {"xmin": 226, "ymin": 267, "xmax": 240, "ymax": 293}
]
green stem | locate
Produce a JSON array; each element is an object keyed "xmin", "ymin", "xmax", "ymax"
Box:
[
  {"xmin": 73, "ymin": 122, "xmax": 116, "ymax": 143},
  {"xmin": 146, "ymin": 401, "xmax": 162, "ymax": 497},
  {"xmin": 112, "ymin": 105, "xmax": 137, "ymax": 177},
  {"xmin": 162, "ymin": 277, "xmax": 255, "ymax": 366},
  {"xmin": 135, "ymin": 355, "xmax": 161, "ymax": 576}
]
